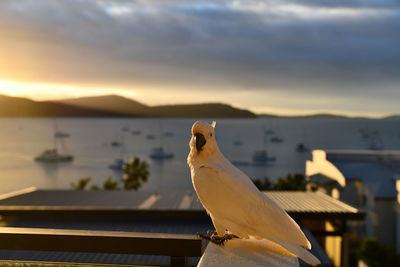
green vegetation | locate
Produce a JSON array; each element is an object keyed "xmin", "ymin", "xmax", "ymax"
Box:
[
  {"xmin": 253, "ymin": 173, "xmax": 307, "ymax": 191},
  {"xmin": 253, "ymin": 177, "xmax": 273, "ymax": 191},
  {"xmin": 122, "ymin": 157, "xmax": 149, "ymax": 190},
  {"xmin": 70, "ymin": 157, "xmax": 149, "ymax": 191},
  {"xmin": 103, "ymin": 177, "xmax": 120, "ymax": 190},
  {"xmin": 358, "ymin": 237, "xmax": 400, "ymax": 267},
  {"xmin": 348, "ymin": 232, "xmax": 361, "ymax": 267},
  {"xmin": 70, "ymin": 177, "xmax": 91, "ymax": 190}
]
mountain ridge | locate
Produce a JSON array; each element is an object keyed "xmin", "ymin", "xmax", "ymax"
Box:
[
  {"xmin": 0, "ymin": 94, "xmax": 256, "ymax": 118},
  {"xmin": 1, "ymin": 94, "xmax": 394, "ymax": 119},
  {"xmin": 0, "ymin": 94, "xmax": 126, "ymax": 117}
]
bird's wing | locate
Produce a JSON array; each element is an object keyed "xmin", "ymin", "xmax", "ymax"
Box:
[{"xmin": 196, "ymin": 164, "xmax": 311, "ymax": 250}]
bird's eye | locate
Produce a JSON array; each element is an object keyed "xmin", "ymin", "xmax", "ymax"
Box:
[{"xmin": 210, "ymin": 133, "xmax": 213, "ymax": 137}]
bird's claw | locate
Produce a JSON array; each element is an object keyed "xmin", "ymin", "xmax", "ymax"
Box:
[
  {"xmin": 207, "ymin": 229, "xmax": 216, "ymax": 235},
  {"xmin": 197, "ymin": 232, "xmax": 239, "ymax": 246}
]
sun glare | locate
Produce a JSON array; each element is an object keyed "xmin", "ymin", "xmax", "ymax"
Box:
[{"xmin": 0, "ymin": 80, "xmax": 139, "ymax": 101}]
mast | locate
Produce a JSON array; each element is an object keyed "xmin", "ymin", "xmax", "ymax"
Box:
[{"xmin": 53, "ymin": 119, "xmax": 57, "ymax": 150}]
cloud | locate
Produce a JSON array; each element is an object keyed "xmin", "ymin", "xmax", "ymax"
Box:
[{"xmin": 0, "ymin": 0, "xmax": 399, "ymax": 112}]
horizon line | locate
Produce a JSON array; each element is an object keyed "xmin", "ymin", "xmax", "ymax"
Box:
[{"xmin": 1, "ymin": 93, "xmax": 397, "ymax": 120}]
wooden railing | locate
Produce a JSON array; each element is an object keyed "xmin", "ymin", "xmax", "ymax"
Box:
[{"xmin": 0, "ymin": 227, "xmax": 205, "ymax": 267}]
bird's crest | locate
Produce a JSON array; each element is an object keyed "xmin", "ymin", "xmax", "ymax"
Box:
[{"xmin": 211, "ymin": 121, "xmax": 216, "ymax": 128}]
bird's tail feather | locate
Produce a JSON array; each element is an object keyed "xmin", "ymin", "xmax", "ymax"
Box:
[{"xmin": 270, "ymin": 238, "xmax": 321, "ymax": 266}]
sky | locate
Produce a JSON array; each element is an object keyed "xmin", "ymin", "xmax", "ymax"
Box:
[{"xmin": 0, "ymin": 0, "xmax": 399, "ymax": 117}]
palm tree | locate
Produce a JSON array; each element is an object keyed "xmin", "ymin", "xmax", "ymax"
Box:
[
  {"xmin": 70, "ymin": 177, "xmax": 91, "ymax": 190},
  {"xmin": 122, "ymin": 157, "xmax": 149, "ymax": 190},
  {"xmin": 103, "ymin": 177, "xmax": 120, "ymax": 190}
]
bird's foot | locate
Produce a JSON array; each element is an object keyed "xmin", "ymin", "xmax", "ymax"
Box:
[
  {"xmin": 197, "ymin": 232, "xmax": 239, "ymax": 246},
  {"xmin": 207, "ymin": 229, "xmax": 217, "ymax": 235}
]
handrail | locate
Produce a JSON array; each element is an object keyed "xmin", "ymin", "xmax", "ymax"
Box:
[{"xmin": 0, "ymin": 227, "xmax": 205, "ymax": 267}]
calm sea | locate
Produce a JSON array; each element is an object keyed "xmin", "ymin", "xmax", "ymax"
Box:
[{"xmin": 1, "ymin": 117, "xmax": 399, "ymax": 194}]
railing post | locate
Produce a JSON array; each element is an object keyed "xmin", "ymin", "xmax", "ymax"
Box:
[{"xmin": 170, "ymin": 256, "xmax": 188, "ymax": 267}]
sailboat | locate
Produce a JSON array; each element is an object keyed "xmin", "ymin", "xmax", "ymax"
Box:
[
  {"xmin": 150, "ymin": 122, "xmax": 174, "ymax": 160},
  {"xmin": 296, "ymin": 143, "xmax": 310, "ymax": 152},
  {"xmin": 268, "ymin": 120, "xmax": 284, "ymax": 143},
  {"xmin": 368, "ymin": 134, "xmax": 384, "ymax": 150},
  {"xmin": 252, "ymin": 134, "xmax": 276, "ymax": 163},
  {"xmin": 109, "ymin": 158, "xmax": 127, "ymax": 170},
  {"xmin": 150, "ymin": 147, "xmax": 174, "ymax": 159},
  {"xmin": 35, "ymin": 120, "xmax": 74, "ymax": 163},
  {"xmin": 109, "ymin": 133, "xmax": 128, "ymax": 170},
  {"xmin": 232, "ymin": 135, "xmax": 244, "ymax": 146}
]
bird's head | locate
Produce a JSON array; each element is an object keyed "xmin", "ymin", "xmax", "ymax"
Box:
[{"xmin": 188, "ymin": 121, "xmax": 219, "ymax": 164}]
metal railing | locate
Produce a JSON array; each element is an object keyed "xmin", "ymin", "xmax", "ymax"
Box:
[{"xmin": 0, "ymin": 227, "xmax": 205, "ymax": 267}]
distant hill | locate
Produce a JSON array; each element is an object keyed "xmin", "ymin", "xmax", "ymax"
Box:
[
  {"xmin": 383, "ymin": 114, "xmax": 400, "ymax": 120},
  {"xmin": 259, "ymin": 113, "xmax": 350, "ymax": 119},
  {"xmin": 150, "ymin": 103, "xmax": 257, "ymax": 118},
  {"xmin": 0, "ymin": 94, "xmax": 125, "ymax": 117},
  {"xmin": 56, "ymin": 95, "xmax": 256, "ymax": 118},
  {"xmin": 59, "ymin": 95, "xmax": 150, "ymax": 115},
  {"xmin": 0, "ymin": 94, "xmax": 256, "ymax": 118},
  {"xmin": 293, "ymin": 113, "xmax": 350, "ymax": 119}
]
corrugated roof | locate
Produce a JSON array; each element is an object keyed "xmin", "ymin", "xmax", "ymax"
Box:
[
  {"xmin": 0, "ymin": 190, "xmax": 155, "ymax": 207},
  {"xmin": 266, "ymin": 191, "xmax": 358, "ymax": 214},
  {"xmin": 0, "ymin": 189, "xmax": 362, "ymax": 220},
  {"xmin": 331, "ymin": 160, "xmax": 400, "ymax": 198}
]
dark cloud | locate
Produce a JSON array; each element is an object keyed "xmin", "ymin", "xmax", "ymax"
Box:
[{"xmin": 0, "ymin": 0, "xmax": 399, "ymax": 112}]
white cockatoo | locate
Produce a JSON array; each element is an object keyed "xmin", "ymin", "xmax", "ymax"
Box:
[{"xmin": 187, "ymin": 121, "xmax": 320, "ymax": 266}]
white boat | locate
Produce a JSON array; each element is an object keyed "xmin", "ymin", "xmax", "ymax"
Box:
[
  {"xmin": 265, "ymin": 129, "xmax": 275, "ymax": 135},
  {"xmin": 252, "ymin": 134, "xmax": 276, "ymax": 163},
  {"xmin": 270, "ymin": 136, "xmax": 283, "ymax": 143},
  {"xmin": 146, "ymin": 134, "xmax": 155, "ymax": 140},
  {"xmin": 109, "ymin": 158, "xmax": 127, "ymax": 170},
  {"xmin": 296, "ymin": 143, "xmax": 309, "ymax": 152},
  {"xmin": 233, "ymin": 139, "xmax": 244, "ymax": 146},
  {"xmin": 149, "ymin": 121, "xmax": 174, "ymax": 160},
  {"xmin": 359, "ymin": 125, "xmax": 378, "ymax": 140},
  {"xmin": 110, "ymin": 133, "xmax": 128, "ymax": 169},
  {"xmin": 150, "ymin": 147, "xmax": 174, "ymax": 159},
  {"xmin": 131, "ymin": 130, "xmax": 141, "ymax": 135},
  {"xmin": 232, "ymin": 135, "xmax": 244, "ymax": 146},
  {"xmin": 164, "ymin": 131, "xmax": 174, "ymax": 137},
  {"xmin": 252, "ymin": 150, "xmax": 276, "ymax": 163},
  {"xmin": 111, "ymin": 141, "xmax": 122, "ymax": 147},
  {"xmin": 368, "ymin": 139, "xmax": 383, "ymax": 150},
  {"xmin": 55, "ymin": 131, "xmax": 70, "ymax": 138},
  {"xmin": 35, "ymin": 120, "xmax": 74, "ymax": 163},
  {"xmin": 111, "ymin": 132, "xmax": 124, "ymax": 147},
  {"xmin": 35, "ymin": 149, "xmax": 73, "ymax": 162}
]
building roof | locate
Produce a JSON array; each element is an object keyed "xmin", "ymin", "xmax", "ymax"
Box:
[
  {"xmin": 326, "ymin": 150, "xmax": 400, "ymax": 162},
  {"xmin": 267, "ymin": 191, "xmax": 358, "ymax": 215},
  {"xmin": 320, "ymin": 150, "xmax": 400, "ymax": 199},
  {"xmin": 330, "ymin": 160, "xmax": 400, "ymax": 199},
  {"xmin": 0, "ymin": 189, "xmax": 349, "ymax": 266},
  {"xmin": 0, "ymin": 189, "xmax": 363, "ymax": 220}
]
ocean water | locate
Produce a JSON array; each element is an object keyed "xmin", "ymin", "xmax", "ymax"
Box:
[{"xmin": 1, "ymin": 117, "xmax": 400, "ymax": 194}]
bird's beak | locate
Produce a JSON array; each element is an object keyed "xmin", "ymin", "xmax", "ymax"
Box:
[{"xmin": 195, "ymin": 133, "xmax": 206, "ymax": 151}]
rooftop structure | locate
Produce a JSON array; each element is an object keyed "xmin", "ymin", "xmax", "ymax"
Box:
[
  {"xmin": 0, "ymin": 189, "xmax": 362, "ymax": 220},
  {"xmin": 307, "ymin": 149, "xmax": 400, "ymax": 254},
  {"xmin": 0, "ymin": 188, "xmax": 364, "ymax": 266},
  {"xmin": 326, "ymin": 149, "xmax": 400, "ymax": 164}
]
